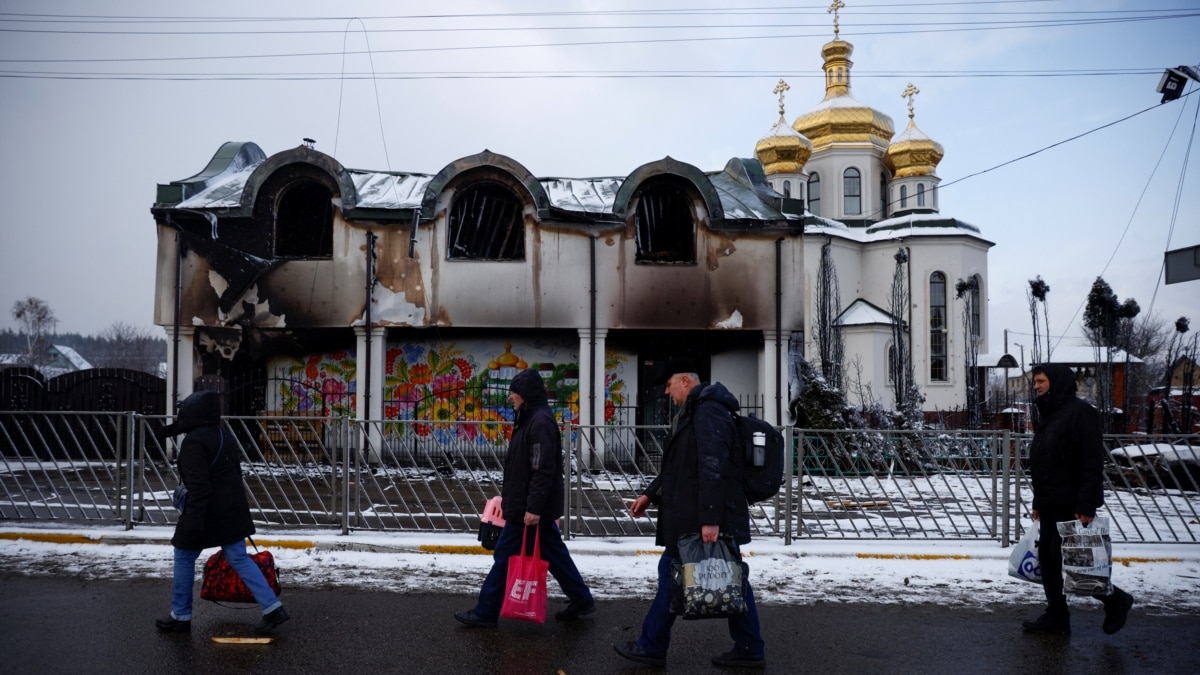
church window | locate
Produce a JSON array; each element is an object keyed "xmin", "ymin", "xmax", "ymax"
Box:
[
  {"xmin": 448, "ymin": 181, "xmax": 525, "ymax": 260},
  {"xmin": 808, "ymin": 173, "xmax": 821, "ymax": 217},
  {"xmin": 887, "ymin": 343, "xmax": 896, "ymax": 384},
  {"xmin": 843, "ymin": 167, "xmax": 861, "ymax": 215},
  {"xmin": 930, "ymin": 272, "xmax": 947, "ymax": 381},
  {"xmin": 917, "ymin": 183, "xmax": 926, "ymax": 207},
  {"xmin": 782, "ymin": 180, "xmax": 792, "ymax": 197},
  {"xmin": 880, "ymin": 173, "xmax": 888, "ymax": 218},
  {"xmin": 634, "ymin": 178, "xmax": 696, "ymax": 264},
  {"xmin": 970, "ymin": 274, "xmax": 982, "ymax": 340},
  {"xmin": 275, "ymin": 178, "xmax": 334, "ymax": 259},
  {"xmin": 900, "ymin": 185, "xmax": 908, "ymax": 208}
]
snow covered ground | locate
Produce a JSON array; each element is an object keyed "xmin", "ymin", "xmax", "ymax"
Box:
[{"xmin": 2, "ymin": 526, "xmax": 1198, "ymax": 615}]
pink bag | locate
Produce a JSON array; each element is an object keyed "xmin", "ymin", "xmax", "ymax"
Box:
[{"xmin": 500, "ymin": 525, "xmax": 548, "ymax": 623}]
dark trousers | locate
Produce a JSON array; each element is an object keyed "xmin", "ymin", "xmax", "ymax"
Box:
[
  {"xmin": 471, "ymin": 520, "xmax": 593, "ymax": 620},
  {"xmin": 636, "ymin": 549, "xmax": 765, "ymax": 659},
  {"xmin": 1036, "ymin": 506, "xmax": 1125, "ymax": 617}
]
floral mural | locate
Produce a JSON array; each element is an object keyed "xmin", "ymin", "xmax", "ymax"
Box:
[{"xmin": 275, "ymin": 352, "xmax": 356, "ymax": 416}]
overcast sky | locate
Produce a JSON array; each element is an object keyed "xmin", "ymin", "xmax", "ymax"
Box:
[{"xmin": 0, "ymin": 1, "xmax": 1197, "ymax": 360}]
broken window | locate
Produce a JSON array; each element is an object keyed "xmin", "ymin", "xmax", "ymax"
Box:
[
  {"xmin": 447, "ymin": 181, "xmax": 525, "ymax": 261},
  {"xmin": 274, "ymin": 179, "xmax": 334, "ymax": 258},
  {"xmin": 634, "ymin": 179, "xmax": 695, "ymax": 264}
]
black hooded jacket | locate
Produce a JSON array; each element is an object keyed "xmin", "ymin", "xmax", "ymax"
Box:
[
  {"xmin": 501, "ymin": 369, "xmax": 565, "ymax": 523},
  {"xmin": 167, "ymin": 391, "xmax": 256, "ymax": 549},
  {"xmin": 642, "ymin": 381, "xmax": 751, "ymax": 556},
  {"xmin": 1029, "ymin": 364, "xmax": 1106, "ymax": 517}
]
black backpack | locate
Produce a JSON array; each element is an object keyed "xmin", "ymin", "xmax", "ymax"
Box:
[{"xmin": 731, "ymin": 412, "xmax": 785, "ymax": 503}]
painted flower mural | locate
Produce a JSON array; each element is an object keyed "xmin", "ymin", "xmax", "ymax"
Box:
[
  {"xmin": 277, "ymin": 352, "xmax": 356, "ymax": 416},
  {"xmin": 385, "ymin": 343, "xmax": 510, "ymax": 446}
]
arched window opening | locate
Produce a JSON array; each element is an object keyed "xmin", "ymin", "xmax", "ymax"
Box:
[
  {"xmin": 917, "ymin": 183, "xmax": 926, "ymax": 207},
  {"xmin": 843, "ymin": 167, "xmax": 861, "ymax": 215},
  {"xmin": 448, "ymin": 181, "xmax": 525, "ymax": 260},
  {"xmin": 930, "ymin": 271, "xmax": 947, "ymax": 381},
  {"xmin": 880, "ymin": 173, "xmax": 888, "ymax": 218},
  {"xmin": 970, "ymin": 274, "xmax": 982, "ymax": 339},
  {"xmin": 887, "ymin": 344, "xmax": 897, "ymax": 384},
  {"xmin": 900, "ymin": 185, "xmax": 908, "ymax": 208},
  {"xmin": 782, "ymin": 180, "xmax": 792, "ymax": 198},
  {"xmin": 275, "ymin": 179, "xmax": 334, "ymax": 259},
  {"xmin": 808, "ymin": 173, "xmax": 821, "ymax": 217},
  {"xmin": 634, "ymin": 179, "xmax": 696, "ymax": 264}
]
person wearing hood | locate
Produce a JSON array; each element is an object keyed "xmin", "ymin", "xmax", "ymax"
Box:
[
  {"xmin": 1022, "ymin": 364, "xmax": 1134, "ymax": 636},
  {"xmin": 615, "ymin": 358, "xmax": 765, "ymax": 669},
  {"xmin": 155, "ymin": 390, "xmax": 290, "ymax": 635},
  {"xmin": 454, "ymin": 368, "xmax": 595, "ymax": 627}
]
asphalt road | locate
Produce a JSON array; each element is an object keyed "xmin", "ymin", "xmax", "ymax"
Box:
[{"xmin": 1, "ymin": 573, "xmax": 1196, "ymax": 674}]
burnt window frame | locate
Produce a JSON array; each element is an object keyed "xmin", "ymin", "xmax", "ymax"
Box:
[
  {"xmin": 273, "ymin": 178, "xmax": 335, "ymax": 259},
  {"xmin": 446, "ymin": 180, "xmax": 526, "ymax": 262},
  {"xmin": 633, "ymin": 178, "xmax": 696, "ymax": 265}
]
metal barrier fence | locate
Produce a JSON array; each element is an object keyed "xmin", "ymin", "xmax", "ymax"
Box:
[{"xmin": 2, "ymin": 412, "xmax": 1198, "ymax": 546}]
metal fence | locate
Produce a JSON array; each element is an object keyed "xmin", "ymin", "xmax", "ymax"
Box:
[{"xmin": 2, "ymin": 411, "xmax": 1198, "ymax": 546}]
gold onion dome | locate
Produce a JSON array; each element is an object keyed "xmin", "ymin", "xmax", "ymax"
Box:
[
  {"xmin": 884, "ymin": 119, "xmax": 944, "ymax": 177},
  {"xmin": 756, "ymin": 115, "xmax": 813, "ymax": 176},
  {"xmin": 792, "ymin": 39, "xmax": 894, "ymax": 153}
]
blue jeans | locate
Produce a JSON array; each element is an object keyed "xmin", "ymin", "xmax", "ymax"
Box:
[
  {"xmin": 472, "ymin": 520, "xmax": 593, "ymax": 620},
  {"xmin": 636, "ymin": 549, "xmax": 765, "ymax": 659},
  {"xmin": 170, "ymin": 540, "xmax": 283, "ymax": 620}
]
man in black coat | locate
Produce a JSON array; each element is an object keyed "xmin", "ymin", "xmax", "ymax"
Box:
[
  {"xmin": 615, "ymin": 358, "xmax": 765, "ymax": 669},
  {"xmin": 455, "ymin": 369, "xmax": 595, "ymax": 627},
  {"xmin": 155, "ymin": 390, "xmax": 289, "ymax": 635},
  {"xmin": 1022, "ymin": 364, "xmax": 1134, "ymax": 636}
]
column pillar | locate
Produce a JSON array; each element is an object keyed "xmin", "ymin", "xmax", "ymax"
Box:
[
  {"xmin": 355, "ymin": 326, "xmax": 386, "ymax": 463},
  {"xmin": 164, "ymin": 326, "xmax": 195, "ymax": 417},
  {"xmin": 761, "ymin": 330, "xmax": 790, "ymax": 426},
  {"xmin": 577, "ymin": 328, "xmax": 609, "ymax": 468}
]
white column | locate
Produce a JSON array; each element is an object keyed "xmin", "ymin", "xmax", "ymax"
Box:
[
  {"xmin": 355, "ymin": 326, "xmax": 386, "ymax": 463},
  {"xmin": 164, "ymin": 326, "xmax": 195, "ymax": 417},
  {"xmin": 761, "ymin": 330, "xmax": 790, "ymax": 426},
  {"xmin": 577, "ymin": 328, "xmax": 609, "ymax": 469}
]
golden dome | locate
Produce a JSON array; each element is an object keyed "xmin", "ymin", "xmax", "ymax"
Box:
[
  {"xmin": 884, "ymin": 119, "xmax": 944, "ymax": 177},
  {"xmin": 495, "ymin": 343, "xmax": 520, "ymax": 367},
  {"xmin": 755, "ymin": 115, "xmax": 813, "ymax": 175},
  {"xmin": 792, "ymin": 39, "xmax": 894, "ymax": 153}
]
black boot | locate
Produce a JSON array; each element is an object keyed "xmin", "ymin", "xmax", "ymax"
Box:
[
  {"xmin": 254, "ymin": 606, "xmax": 290, "ymax": 635},
  {"xmin": 1022, "ymin": 611, "xmax": 1070, "ymax": 635},
  {"xmin": 1102, "ymin": 589, "xmax": 1134, "ymax": 635}
]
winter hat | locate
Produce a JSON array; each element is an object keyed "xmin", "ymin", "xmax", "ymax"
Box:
[{"xmin": 654, "ymin": 357, "xmax": 699, "ymax": 385}]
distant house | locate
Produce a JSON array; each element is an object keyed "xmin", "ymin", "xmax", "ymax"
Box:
[
  {"xmin": 0, "ymin": 344, "xmax": 93, "ymax": 378},
  {"xmin": 1000, "ymin": 344, "xmax": 1145, "ymax": 411}
]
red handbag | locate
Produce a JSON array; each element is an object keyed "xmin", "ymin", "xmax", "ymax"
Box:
[
  {"xmin": 200, "ymin": 541, "xmax": 281, "ymax": 604},
  {"xmin": 500, "ymin": 525, "xmax": 548, "ymax": 623}
]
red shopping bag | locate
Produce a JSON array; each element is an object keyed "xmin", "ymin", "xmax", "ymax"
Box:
[
  {"xmin": 200, "ymin": 543, "xmax": 281, "ymax": 604},
  {"xmin": 500, "ymin": 525, "xmax": 549, "ymax": 623}
]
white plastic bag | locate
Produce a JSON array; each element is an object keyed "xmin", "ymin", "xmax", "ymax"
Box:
[
  {"xmin": 1058, "ymin": 517, "xmax": 1113, "ymax": 597},
  {"xmin": 1007, "ymin": 524, "xmax": 1042, "ymax": 584}
]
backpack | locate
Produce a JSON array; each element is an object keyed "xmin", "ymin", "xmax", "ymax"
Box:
[{"xmin": 731, "ymin": 412, "xmax": 785, "ymax": 503}]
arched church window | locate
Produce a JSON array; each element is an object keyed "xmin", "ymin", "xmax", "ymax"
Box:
[
  {"xmin": 808, "ymin": 173, "xmax": 821, "ymax": 217},
  {"xmin": 448, "ymin": 181, "xmax": 525, "ymax": 260},
  {"xmin": 275, "ymin": 178, "xmax": 334, "ymax": 259},
  {"xmin": 917, "ymin": 183, "xmax": 926, "ymax": 207},
  {"xmin": 880, "ymin": 173, "xmax": 888, "ymax": 218},
  {"xmin": 843, "ymin": 167, "xmax": 861, "ymax": 215},
  {"xmin": 887, "ymin": 343, "xmax": 897, "ymax": 384},
  {"xmin": 782, "ymin": 180, "xmax": 791, "ymax": 198},
  {"xmin": 900, "ymin": 185, "xmax": 908, "ymax": 208},
  {"xmin": 634, "ymin": 178, "xmax": 696, "ymax": 264},
  {"xmin": 930, "ymin": 271, "xmax": 947, "ymax": 381},
  {"xmin": 970, "ymin": 274, "xmax": 982, "ymax": 340}
]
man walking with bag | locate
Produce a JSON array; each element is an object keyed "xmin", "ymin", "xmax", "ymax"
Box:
[
  {"xmin": 455, "ymin": 368, "xmax": 595, "ymax": 627},
  {"xmin": 1022, "ymin": 363, "xmax": 1134, "ymax": 636},
  {"xmin": 615, "ymin": 358, "xmax": 766, "ymax": 669}
]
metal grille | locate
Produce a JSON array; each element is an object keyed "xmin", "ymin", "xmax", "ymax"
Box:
[{"xmin": 3, "ymin": 411, "xmax": 1198, "ymax": 546}]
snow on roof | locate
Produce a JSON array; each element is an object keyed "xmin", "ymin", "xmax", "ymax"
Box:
[
  {"xmin": 541, "ymin": 177, "xmax": 623, "ymax": 213},
  {"xmin": 52, "ymin": 345, "xmax": 91, "ymax": 370},
  {"xmin": 349, "ymin": 171, "xmax": 434, "ymax": 210},
  {"xmin": 176, "ymin": 166, "xmax": 255, "ymax": 209}
]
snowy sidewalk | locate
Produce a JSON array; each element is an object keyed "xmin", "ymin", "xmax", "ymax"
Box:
[{"xmin": 3, "ymin": 525, "xmax": 1199, "ymax": 614}]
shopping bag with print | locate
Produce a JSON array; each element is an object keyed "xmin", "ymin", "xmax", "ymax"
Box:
[
  {"xmin": 500, "ymin": 525, "xmax": 548, "ymax": 623},
  {"xmin": 1007, "ymin": 523, "xmax": 1042, "ymax": 584},
  {"xmin": 1058, "ymin": 517, "xmax": 1113, "ymax": 597},
  {"xmin": 670, "ymin": 533, "xmax": 749, "ymax": 620}
]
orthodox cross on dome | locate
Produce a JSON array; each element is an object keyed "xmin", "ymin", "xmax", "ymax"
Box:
[
  {"xmin": 828, "ymin": 0, "xmax": 846, "ymax": 39},
  {"xmin": 901, "ymin": 82, "xmax": 920, "ymax": 120},
  {"xmin": 773, "ymin": 79, "xmax": 791, "ymax": 117}
]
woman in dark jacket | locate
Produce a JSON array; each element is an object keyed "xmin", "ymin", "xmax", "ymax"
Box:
[
  {"xmin": 155, "ymin": 391, "xmax": 289, "ymax": 635},
  {"xmin": 1023, "ymin": 364, "xmax": 1133, "ymax": 636}
]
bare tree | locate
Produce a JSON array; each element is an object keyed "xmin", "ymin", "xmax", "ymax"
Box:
[
  {"xmin": 812, "ymin": 241, "xmax": 844, "ymax": 389},
  {"xmin": 956, "ymin": 277, "xmax": 981, "ymax": 429},
  {"xmin": 887, "ymin": 248, "xmax": 923, "ymax": 426},
  {"xmin": 11, "ymin": 296, "xmax": 57, "ymax": 367},
  {"xmin": 95, "ymin": 321, "xmax": 164, "ymax": 374},
  {"xmin": 1026, "ymin": 276, "xmax": 1051, "ymax": 363}
]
